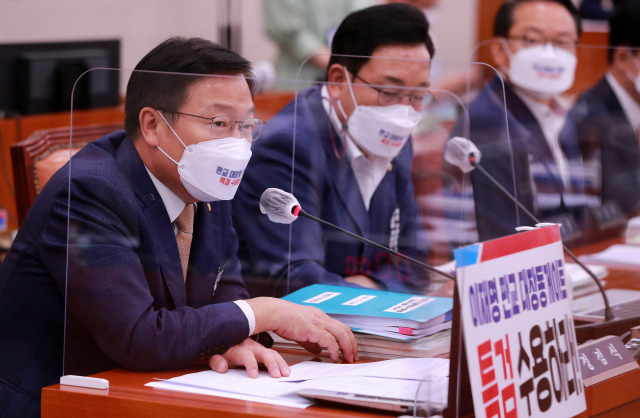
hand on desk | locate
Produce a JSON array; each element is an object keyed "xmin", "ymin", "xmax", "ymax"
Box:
[
  {"xmin": 428, "ymin": 280, "xmax": 456, "ymax": 298},
  {"xmin": 209, "ymin": 338, "xmax": 290, "ymax": 379},
  {"xmin": 345, "ymin": 275, "xmax": 380, "ymax": 289},
  {"xmin": 246, "ymin": 297, "xmax": 359, "ymax": 364}
]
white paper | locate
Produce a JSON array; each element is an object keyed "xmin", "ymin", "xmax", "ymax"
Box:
[
  {"xmin": 144, "ymin": 359, "xmax": 449, "ymax": 409},
  {"xmin": 565, "ymin": 263, "xmax": 608, "ymax": 286},
  {"xmin": 146, "ymin": 380, "xmax": 312, "ymax": 409},
  {"xmin": 278, "ymin": 358, "xmax": 449, "ymax": 382},
  {"xmin": 579, "ymin": 244, "xmax": 640, "ymax": 266}
]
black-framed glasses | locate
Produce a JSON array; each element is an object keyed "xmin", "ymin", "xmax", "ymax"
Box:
[
  {"xmin": 507, "ymin": 34, "xmax": 579, "ymax": 52},
  {"xmin": 352, "ymin": 74, "xmax": 435, "ymax": 111},
  {"xmin": 158, "ymin": 109, "xmax": 265, "ymax": 141}
]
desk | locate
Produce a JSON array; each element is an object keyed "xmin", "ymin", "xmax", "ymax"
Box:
[
  {"xmin": 42, "ymin": 350, "xmax": 391, "ymax": 418},
  {"xmin": 41, "ymin": 238, "xmax": 640, "ymax": 418}
]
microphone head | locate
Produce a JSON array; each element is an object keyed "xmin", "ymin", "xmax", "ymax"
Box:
[
  {"xmin": 259, "ymin": 188, "xmax": 300, "ymax": 224},
  {"xmin": 444, "ymin": 136, "xmax": 481, "ymax": 173}
]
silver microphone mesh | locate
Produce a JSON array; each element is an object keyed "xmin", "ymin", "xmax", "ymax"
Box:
[{"xmin": 259, "ymin": 188, "xmax": 300, "ymax": 224}]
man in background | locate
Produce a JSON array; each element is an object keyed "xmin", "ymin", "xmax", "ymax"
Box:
[
  {"xmin": 562, "ymin": 0, "xmax": 640, "ymax": 216},
  {"xmin": 263, "ymin": 0, "xmax": 371, "ymax": 89},
  {"xmin": 448, "ymin": 0, "xmax": 583, "ymax": 241},
  {"xmin": 235, "ymin": 4, "xmax": 438, "ymax": 297}
]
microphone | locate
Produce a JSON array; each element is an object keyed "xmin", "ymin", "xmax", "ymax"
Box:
[
  {"xmin": 259, "ymin": 188, "xmax": 456, "ymax": 281},
  {"xmin": 445, "ymin": 137, "xmax": 615, "ymax": 321}
]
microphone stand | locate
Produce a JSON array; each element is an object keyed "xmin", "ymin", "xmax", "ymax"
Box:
[
  {"xmin": 295, "ymin": 207, "xmax": 456, "ymax": 281},
  {"xmin": 470, "ymin": 156, "xmax": 615, "ymax": 321}
]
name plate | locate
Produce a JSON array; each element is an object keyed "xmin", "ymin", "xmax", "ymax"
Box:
[{"xmin": 578, "ymin": 336, "xmax": 639, "ymax": 387}]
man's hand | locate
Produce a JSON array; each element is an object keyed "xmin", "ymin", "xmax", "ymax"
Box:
[
  {"xmin": 209, "ymin": 338, "xmax": 290, "ymax": 378},
  {"xmin": 428, "ymin": 280, "xmax": 455, "ymax": 298},
  {"xmin": 345, "ymin": 275, "xmax": 379, "ymax": 289},
  {"xmin": 246, "ymin": 297, "xmax": 359, "ymax": 363}
]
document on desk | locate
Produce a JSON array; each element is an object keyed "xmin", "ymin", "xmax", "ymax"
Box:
[
  {"xmin": 579, "ymin": 244, "xmax": 640, "ymax": 267},
  {"xmin": 145, "ymin": 358, "xmax": 450, "ymax": 409},
  {"xmin": 146, "ymin": 370, "xmax": 311, "ymax": 409},
  {"xmin": 278, "ymin": 357, "xmax": 449, "ymax": 382}
]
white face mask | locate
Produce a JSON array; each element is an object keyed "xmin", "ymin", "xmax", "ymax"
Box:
[
  {"xmin": 505, "ymin": 42, "xmax": 577, "ymax": 97},
  {"xmin": 156, "ymin": 111, "xmax": 252, "ymax": 202},
  {"xmin": 337, "ymin": 68, "xmax": 422, "ymax": 158}
]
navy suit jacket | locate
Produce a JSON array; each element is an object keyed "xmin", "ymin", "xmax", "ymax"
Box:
[
  {"xmin": 562, "ymin": 76, "xmax": 640, "ymax": 215},
  {"xmin": 449, "ymin": 77, "xmax": 581, "ymax": 241},
  {"xmin": 233, "ymin": 86, "xmax": 430, "ymax": 298},
  {"xmin": 0, "ymin": 132, "xmax": 257, "ymax": 418}
]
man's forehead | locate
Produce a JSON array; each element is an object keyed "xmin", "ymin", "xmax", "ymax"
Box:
[
  {"xmin": 511, "ymin": 1, "xmax": 577, "ymax": 35},
  {"xmin": 185, "ymin": 75, "xmax": 254, "ymax": 114},
  {"xmin": 360, "ymin": 46, "xmax": 431, "ymax": 87}
]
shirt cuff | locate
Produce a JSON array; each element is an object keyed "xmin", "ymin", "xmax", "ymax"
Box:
[{"xmin": 233, "ymin": 300, "xmax": 256, "ymax": 336}]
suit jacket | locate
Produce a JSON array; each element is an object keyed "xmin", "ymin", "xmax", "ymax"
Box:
[
  {"xmin": 449, "ymin": 77, "xmax": 582, "ymax": 241},
  {"xmin": 562, "ymin": 76, "xmax": 640, "ymax": 215},
  {"xmin": 233, "ymin": 86, "xmax": 430, "ymax": 298},
  {"xmin": 0, "ymin": 132, "xmax": 257, "ymax": 418}
]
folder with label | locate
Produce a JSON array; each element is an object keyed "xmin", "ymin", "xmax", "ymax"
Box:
[{"xmin": 283, "ymin": 284, "xmax": 453, "ymax": 337}]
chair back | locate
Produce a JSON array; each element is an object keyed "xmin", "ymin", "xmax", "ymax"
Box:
[{"xmin": 11, "ymin": 124, "xmax": 124, "ymax": 225}]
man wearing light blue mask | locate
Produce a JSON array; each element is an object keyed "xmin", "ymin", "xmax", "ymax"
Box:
[
  {"xmin": 447, "ymin": 0, "xmax": 584, "ymax": 241},
  {"xmin": 234, "ymin": 4, "xmax": 452, "ymax": 297},
  {"xmin": 562, "ymin": 0, "xmax": 640, "ymax": 217}
]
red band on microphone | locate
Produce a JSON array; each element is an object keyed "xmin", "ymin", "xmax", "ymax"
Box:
[{"xmin": 292, "ymin": 205, "xmax": 301, "ymax": 217}]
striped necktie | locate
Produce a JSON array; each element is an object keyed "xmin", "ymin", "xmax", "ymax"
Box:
[{"xmin": 175, "ymin": 204, "xmax": 194, "ymax": 282}]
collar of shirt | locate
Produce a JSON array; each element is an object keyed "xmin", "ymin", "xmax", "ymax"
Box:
[
  {"xmin": 606, "ymin": 71, "xmax": 640, "ymax": 133},
  {"xmin": 320, "ymin": 85, "xmax": 392, "ymax": 210},
  {"xmin": 144, "ymin": 166, "xmax": 193, "ymax": 236},
  {"xmin": 512, "ymin": 87, "xmax": 570, "ymax": 188}
]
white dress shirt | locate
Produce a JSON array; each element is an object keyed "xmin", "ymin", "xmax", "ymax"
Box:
[
  {"xmin": 321, "ymin": 86, "xmax": 392, "ymax": 210},
  {"xmin": 606, "ymin": 71, "xmax": 640, "ymax": 133},
  {"xmin": 513, "ymin": 88, "xmax": 570, "ymax": 188},
  {"xmin": 144, "ymin": 166, "xmax": 255, "ymax": 335}
]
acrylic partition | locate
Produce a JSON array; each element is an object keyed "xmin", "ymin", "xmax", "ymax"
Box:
[
  {"xmin": 288, "ymin": 54, "xmax": 511, "ymax": 416},
  {"xmin": 61, "ymin": 70, "xmax": 305, "ymax": 384}
]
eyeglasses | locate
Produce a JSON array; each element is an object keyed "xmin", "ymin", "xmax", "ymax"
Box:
[
  {"xmin": 507, "ymin": 34, "xmax": 579, "ymax": 52},
  {"xmin": 158, "ymin": 109, "xmax": 265, "ymax": 141},
  {"xmin": 352, "ymin": 74, "xmax": 435, "ymax": 111}
]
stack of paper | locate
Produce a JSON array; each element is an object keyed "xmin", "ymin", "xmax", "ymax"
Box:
[
  {"xmin": 624, "ymin": 216, "xmax": 640, "ymax": 244},
  {"xmin": 270, "ymin": 328, "xmax": 452, "ymax": 359},
  {"xmin": 145, "ymin": 358, "xmax": 450, "ymax": 410},
  {"xmin": 578, "ymin": 244, "xmax": 640, "ymax": 268},
  {"xmin": 282, "ymin": 284, "xmax": 453, "ymax": 340},
  {"xmin": 565, "ymin": 263, "xmax": 608, "ymax": 299}
]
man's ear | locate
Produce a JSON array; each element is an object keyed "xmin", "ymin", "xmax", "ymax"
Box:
[
  {"xmin": 490, "ymin": 38, "xmax": 510, "ymax": 70},
  {"xmin": 327, "ymin": 64, "xmax": 348, "ymax": 99},
  {"xmin": 139, "ymin": 107, "xmax": 162, "ymax": 147},
  {"xmin": 612, "ymin": 48, "xmax": 632, "ymax": 72}
]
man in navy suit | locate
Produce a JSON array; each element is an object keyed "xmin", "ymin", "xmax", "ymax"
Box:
[
  {"xmin": 0, "ymin": 37, "xmax": 357, "ymax": 418},
  {"xmin": 448, "ymin": 0, "xmax": 584, "ymax": 241},
  {"xmin": 234, "ymin": 4, "xmax": 440, "ymax": 297},
  {"xmin": 562, "ymin": 1, "xmax": 640, "ymax": 216}
]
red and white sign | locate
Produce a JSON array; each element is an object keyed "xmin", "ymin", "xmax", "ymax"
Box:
[{"xmin": 454, "ymin": 225, "xmax": 586, "ymax": 418}]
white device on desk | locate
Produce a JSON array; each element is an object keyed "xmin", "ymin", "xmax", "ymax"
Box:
[{"xmin": 296, "ymin": 389, "xmax": 445, "ymax": 414}]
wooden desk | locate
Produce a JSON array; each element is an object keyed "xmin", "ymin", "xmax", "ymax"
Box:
[
  {"xmin": 41, "ymin": 350, "xmax": 393, "ymax": 418},
  {"xmin": 41, "ymin": 238, "xmax": 640, "ymax": 418}
]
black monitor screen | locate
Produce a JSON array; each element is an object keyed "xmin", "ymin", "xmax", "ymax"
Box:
[{"xmin": 0, "ymin": 40, "xmax": 120, "ymax": 115}]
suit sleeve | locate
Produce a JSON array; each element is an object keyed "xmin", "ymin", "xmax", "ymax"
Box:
[
  {"xmin": 39, "ymin": 175, "xmax": 250, "ymax": 371},
  {"xmin": 234, "ymin": 124, "xmax": 358, "ymax": 297}
]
